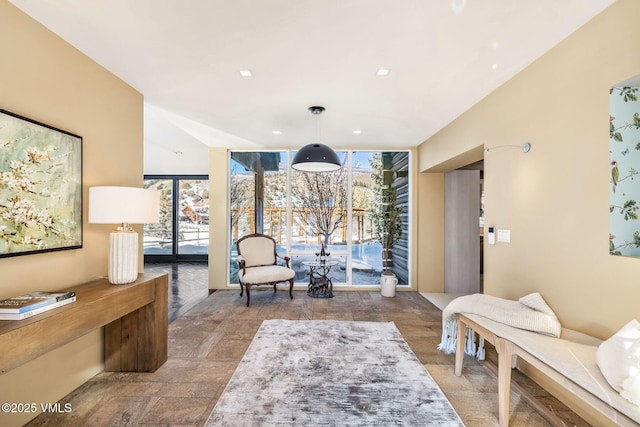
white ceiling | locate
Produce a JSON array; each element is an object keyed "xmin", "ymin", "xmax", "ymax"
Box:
[{"xmin": 10, "ymin": 0, "xmax": 615, "ymax": 171}]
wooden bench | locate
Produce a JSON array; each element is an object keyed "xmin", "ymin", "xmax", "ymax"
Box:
[
  {"xmin": 0, "ymin": 273, "xmax": 168, "ymax": 375},
  {"xmin": 455, "ymin": 313, "xmax": 640, "ymax": 427}
]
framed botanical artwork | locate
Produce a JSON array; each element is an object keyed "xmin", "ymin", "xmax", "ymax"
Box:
[
  {"xmin": 0, "ymin": 109, "xmax": 82, "ymax": 257},
  {"xmin": 609, "ymin": 80, "xmax": 640, "ymax": 257}
]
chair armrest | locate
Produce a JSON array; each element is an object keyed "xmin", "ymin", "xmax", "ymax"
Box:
[
  {"xmin": 238, "ymin": 257, "xmax": 246, "ymax": 273},
  {"xmin": 276, "ymin": 253, "xmax": 291, "ymax": 268}
]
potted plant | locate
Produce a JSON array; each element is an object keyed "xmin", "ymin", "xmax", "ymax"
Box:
[{"xmin": 369, "ymin": 164, "xmax": 403, "ymax": 297}]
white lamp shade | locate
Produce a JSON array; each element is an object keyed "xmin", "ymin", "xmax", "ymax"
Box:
[
  {"xmin": 89, "ymin": 186, "xmax": 160, "ymax": 224},
  {"xmin": 89, "ymin": 186, "xmax": 159, "ymax": 285}
]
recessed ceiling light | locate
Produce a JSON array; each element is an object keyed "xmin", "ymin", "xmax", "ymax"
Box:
[
  {"xmin": 491, "ymin": 63, "xmax": 498, "ymax": 70},
  {"xmin": 353, "ymin": 130, "xmax": 362, "ymax": 134},
  {"xmin": 239, "ymin": 69, "xmax": 253, "ymax": 77},
  {"xmin": 376, "ymin": 68, "xmax": 390, "ymax": 76},
  {"xmin": 272, "ymin": 130, "xmax": 281, "ymax": 135}
]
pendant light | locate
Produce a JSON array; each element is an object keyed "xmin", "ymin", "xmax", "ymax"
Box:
[{"xmin": 291, "ymin": 106, "xmax": 341, "ymax": 172}]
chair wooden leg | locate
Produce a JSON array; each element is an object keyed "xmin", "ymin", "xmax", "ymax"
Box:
[
  {"xmin": 239, "ymin": 282, "xmax": 244, "ymax": 297},
  {"xmin": 289, "ymin": 279, "xmax": 294, "ymax": 300},
  {"xmin": 273, "ymin": 284, "xmax": 277, "ymax": 292},
  {"xmin": 245, "ymin": 284, "xmax": 251, "ymax": 307}
]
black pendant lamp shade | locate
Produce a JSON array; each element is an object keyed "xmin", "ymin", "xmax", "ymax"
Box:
[
  {"xmin": 291, "ymin": 106, "xmax": 341, "ymax": 172},
  {"xmin": 292, "ymin": 143, "xmax": 341, "ymax": 172}
]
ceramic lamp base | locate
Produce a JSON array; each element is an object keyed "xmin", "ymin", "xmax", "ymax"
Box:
[{"xmin": 109, "ymin": 230, "xmax": 139, "ymax": 285}]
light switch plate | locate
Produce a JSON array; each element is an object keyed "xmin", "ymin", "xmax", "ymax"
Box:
[{"xmin": 497, "ymin": 229, "xmax": 511, "ymax": 243}]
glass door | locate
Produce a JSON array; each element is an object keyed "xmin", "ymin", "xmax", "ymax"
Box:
[
  {"xmin": 144, "ymin": 176, "xmax": 209, "ymax": 262},
  {"xmin": 177, "ymin": 179, "xmax": 209, "ymax": 256},
  {"xmin": 144, "ymin": 179, "xmax": 173, "ymax": 255}
]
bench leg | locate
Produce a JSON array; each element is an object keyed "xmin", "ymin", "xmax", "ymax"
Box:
[
  {"xmin": 496, "ymin": 339, "xmax": 514, "ymax": 427},
  {"xmin": 454, "ymin": 317, "xmax": 466, "ymax": 376}
]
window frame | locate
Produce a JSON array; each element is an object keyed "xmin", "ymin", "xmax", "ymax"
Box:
[
  {"xmin": 227, "ymin": 150, "xmax": 411, "ymax": 287},
  {"xmin": 144, "ymin": 174, "xmax": 209, "ymax": 263}
]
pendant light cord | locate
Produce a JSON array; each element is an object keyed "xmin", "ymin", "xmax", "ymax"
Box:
[{"xmin": 309, "ymin": 106, "xmax": 325, "ymax": 144}]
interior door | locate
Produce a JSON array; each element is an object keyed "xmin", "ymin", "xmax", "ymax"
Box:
[{"xmin": 444, "ymin": 170, "xmax": 481, "ymax": 294}]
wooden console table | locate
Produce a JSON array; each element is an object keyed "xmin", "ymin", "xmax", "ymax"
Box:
[{"xmin": 0, "ymin": 273, "xmax": 168, "ymax": 375}]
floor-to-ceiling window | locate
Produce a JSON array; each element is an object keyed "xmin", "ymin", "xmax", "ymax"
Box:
[
  {"xmin": 144, "ymin": 175, "xmax": 209, "ymax": 262},
  {"xmin": 228, "ymin": 151, "xmax": 410, "ymax": 286},
  {"xmin": 290, "ymin": 151, "xmax": 348, "ymax": 285}
]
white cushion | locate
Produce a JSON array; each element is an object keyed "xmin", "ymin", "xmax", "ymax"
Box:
[
  {"xmin": 238, "ymin": 236, "xmax": 276, "ymax": 267},
  {"xmin": 238, "ymin": 265, "xmax": 294, "ymax": 285},
  {"xmin": 622, "ymin": 375, "xmax": 640, "ymax": 406},
  {"xmin": 597, "ymin": 320, "xmax": 640, "ymax": 394}
]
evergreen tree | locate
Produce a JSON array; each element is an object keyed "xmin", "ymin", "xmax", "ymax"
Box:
[{"xmin": 368, "ymin": 153, "xmax": 403, "ymax": 272}]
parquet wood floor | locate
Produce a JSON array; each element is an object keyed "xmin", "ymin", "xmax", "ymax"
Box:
[{"xmin": 26, "ymin": 263, "xmax": 588, "ymax": 426}]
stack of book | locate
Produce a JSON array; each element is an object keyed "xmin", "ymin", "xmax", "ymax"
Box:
[{"xmin": 0, "ymin": 291, "xmax": 76, "ymax": 321}]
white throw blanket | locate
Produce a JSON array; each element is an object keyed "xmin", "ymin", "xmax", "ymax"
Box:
[{"xmin": 438, "ymin": 293, "xmax": 561, "ymax": 360}]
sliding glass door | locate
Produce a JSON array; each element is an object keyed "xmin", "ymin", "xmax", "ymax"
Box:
[{"xmin": 144, "ymin": 175, "xmax": 209, "ymax": 262}]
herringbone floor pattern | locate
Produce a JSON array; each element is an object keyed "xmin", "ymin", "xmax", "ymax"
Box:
[{"xmin": 26, "ymin": 263, "xmax": 589, "ymax": 426}]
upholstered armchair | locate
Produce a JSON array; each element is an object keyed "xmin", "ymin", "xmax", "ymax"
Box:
[{"xmin": 236, "ymin": 233, "xmax": 295, "ymax": 307}]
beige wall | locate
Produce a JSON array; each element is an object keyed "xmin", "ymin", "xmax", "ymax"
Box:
[
  {"xmin": 417, "ymin": 172, "xmax": 445, "ymax": 293},
  {"xmin": 0, "ymin": 2, "xmax": 144, "ymax": 426},
  {"xmin": 209, "ymin": 148, "xmax": 229, "ymax": 289},
  {"xmin": 417, "ymin": 0, "xmax": 640, "ymax": 339}
]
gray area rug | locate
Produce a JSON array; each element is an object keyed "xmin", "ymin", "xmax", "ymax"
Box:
[{"xmin": 206, "ymin": 319, "xmax": 464, "ymax": 426}]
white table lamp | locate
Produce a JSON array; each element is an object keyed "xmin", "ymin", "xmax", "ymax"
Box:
[{"xmin": 89, "ymin": 186, "xmax": 160, "ymax": 284}]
